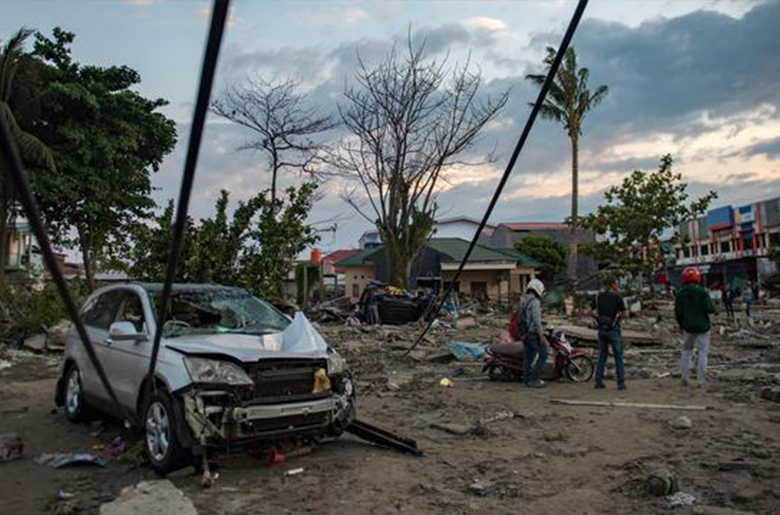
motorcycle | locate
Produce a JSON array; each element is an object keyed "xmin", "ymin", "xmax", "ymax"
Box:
[{"xmin": 483, "ymin": 327, "xmax": 594, "ymax": 383}]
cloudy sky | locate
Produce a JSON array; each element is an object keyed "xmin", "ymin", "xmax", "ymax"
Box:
[{"xmin": 3, "ymin": 0, "xmax": 780, "ymax": 254}]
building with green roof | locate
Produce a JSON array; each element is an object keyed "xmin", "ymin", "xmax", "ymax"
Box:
[{"xmin": 335, "ymin": 237, "xmax": 539, "ymax": 302}]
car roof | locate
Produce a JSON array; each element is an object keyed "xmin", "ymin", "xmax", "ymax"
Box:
[{"xmin": 131, "ymin": 283, "xmax": 249, "ymax": 295}]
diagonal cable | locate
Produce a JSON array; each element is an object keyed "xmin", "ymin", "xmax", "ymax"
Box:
[
  {"xmin": 404, "ymin": 0, "xmax": 590, "ymax": 356},
  {"xmin": 146, "ymin": 0, "xmax": 230, "ymax": 388},
  {"xmin": 0, "ymin": 110, "xmax": 134, "ymax": 422}
]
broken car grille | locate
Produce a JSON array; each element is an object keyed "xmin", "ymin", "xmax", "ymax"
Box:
[{"xmin": 243, "ymin": 359, "xmax": 326, "ymax": 401}]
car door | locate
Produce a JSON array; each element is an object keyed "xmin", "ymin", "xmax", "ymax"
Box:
[
  {"xmin": 80, "ymin": 289, "xmax": 125, "ymax": 405},
  {"xmin": 99, "ymin": 289, "xmax": 154, "ymax": 411}
]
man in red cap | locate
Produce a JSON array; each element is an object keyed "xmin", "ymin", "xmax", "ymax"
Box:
[{"xmin": 674, "ymin": 268, "xmax": 716, "ymax": 389}]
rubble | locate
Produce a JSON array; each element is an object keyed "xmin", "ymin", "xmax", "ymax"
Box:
[
  {"xmin": 669, "ymin": 416, "xmax": 693, "ymax": 430},
  {"xmin": 99, "ymin": 480, "xmax": 197, "ymax": 515},
  {"xmin": 0, "ymin": 433, "xmax": 24, "ymax": 462}
]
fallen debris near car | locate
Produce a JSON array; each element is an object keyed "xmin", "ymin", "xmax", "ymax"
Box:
[
  {"xmin": 99, "ymin": 480, "xmax": 197, "ymax": 515},
  {"xmin": 346, "ymin": 419, "xmax": 421, "ymax": 456},
  {"xmin": 0, "ymin": 433, "xmax": 23, "ymax": 462},
  {"xmin": 551, "ymin": 399, "xmax": 712, "ymax": 411}
]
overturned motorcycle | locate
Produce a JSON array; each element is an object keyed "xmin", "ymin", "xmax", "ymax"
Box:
[{"xmin": 483, "ymin": 327, "xmax": 595, "ymax": 383}]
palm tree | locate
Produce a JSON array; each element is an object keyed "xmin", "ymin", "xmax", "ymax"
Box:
[
  {"xmin": 0, "ymin": 27, "xmax": 56, "ymax": 289},
  {"xmin": 526, "ymin": 46, "xmax": 608, "ymax": 292}
]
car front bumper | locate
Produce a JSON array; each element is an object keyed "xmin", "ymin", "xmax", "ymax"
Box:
[{"xmin": 181, "ymin": 387, "xmax": 354, "ymax": 444}]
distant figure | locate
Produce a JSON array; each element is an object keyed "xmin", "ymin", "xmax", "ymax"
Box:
[
  {"xmin": 751, "ymin": 281, "xmax": 760, "ymax": 304},
  {"xmin": 592, "ymin": 276, "xmax": 627, "ymax": 391},
  {"xmin": 675, "ymin": 268, "xmax": 716, "ymax": 389},
  {"xmin": 516, "ymin": 279, "xmax": 548, "ymax": 389},
  {"xmin": 742, "ymin": 283, "xmax": 755, "ymax": 318},
  {"xmin": 721, "ymin": 284, "xmax": 734, "ymax": 320}
]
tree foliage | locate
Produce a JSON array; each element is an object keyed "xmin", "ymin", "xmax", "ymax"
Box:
[
  {"xmin": 513, "ymin": 235, "xmax": 566, "ymax": 282},
  {"xmin": 29, "ymin": 28, "xmax": 177, "ymax": 290},
  {"xmin": 0, "ymin": 27, "xmax": 56, "ymax": 289},
  {"xmin": 526, "ymin": 46, "xmax": 608, "ymax": 284},
  {"xmin": 129, "ymin": 184, "xmax": 319, "ymax": 300},
  {"xmin": 580, "ymin": 154, "xmax": 716, "ymax": 284},
  {"xmin": 330, "ymin": 37, "xmax": 508, "ymax": 287}
]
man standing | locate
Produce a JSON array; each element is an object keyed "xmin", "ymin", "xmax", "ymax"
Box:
[
  {"xmin": 593, "ymin": 276, "xmax": 627, "ymax": 391},
  {"xmin": 742, "ymin": 282, "xmax": 755, "ymax": 318},
  {"xmin": 721, "ymin": 283, "xmax": 734, "ymax": 321},
  {"xmin": 517, "ymin": 279, "xmax": 548, "ymax": 388},
  {"xmin": 675, "ymin": 268, "xmax": 716, "ymax": 389}
]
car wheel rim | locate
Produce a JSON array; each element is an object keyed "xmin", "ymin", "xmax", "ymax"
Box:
[
  {"xmin": 146, "ymin": 401, "xmax": 170, "ymax": 462},
  {"xmin": 66, "ymin": 370, "xmax": 80, "ymax": 415}
]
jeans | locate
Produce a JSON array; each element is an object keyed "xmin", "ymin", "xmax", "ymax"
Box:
[
  {"xmin": 724, "ymin": 301, "xmax": 734, "ymax": 319},
  {"xmin": 681, "ymin": 331, "xmax": 710, "ymax": 387},
  {"xmin": 523, "ymin": 333, "xmax": 548, "ymax": 384},
  {"xmin": 595, "ymin": 327, "xmax": 625, "ymax": 387}
]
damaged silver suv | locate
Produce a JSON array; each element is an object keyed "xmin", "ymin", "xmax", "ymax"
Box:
[{"xmin": 55, "ymin": 283, "xmax": 355, "ymax": 474}]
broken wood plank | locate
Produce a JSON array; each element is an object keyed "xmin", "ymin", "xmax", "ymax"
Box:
[{"xmin": 550, "ymin": 399, "xmax": 712, "ymax": 411}]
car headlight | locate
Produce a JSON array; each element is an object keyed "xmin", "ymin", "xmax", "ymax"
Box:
[
  {"xmin": 184, "ymin": 357, "xmax": 254, "ymax": 386},
  {"xmin": 327, "ymin": 350, "xmax": 349, "ymax": 376}
]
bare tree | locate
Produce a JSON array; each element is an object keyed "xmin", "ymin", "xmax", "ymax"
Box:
[
  {"xmin": 330, "ymin": 40, "xmax": 508, "ymax": 287},
  {"xmin": 211, "ymin": 77, "xmax": 336, "ymax": 205}
]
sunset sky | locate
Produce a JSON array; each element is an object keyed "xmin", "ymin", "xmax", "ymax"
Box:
[{"xmin": 3, "ymin": 0, "xmax": 779, "ymax": 253}]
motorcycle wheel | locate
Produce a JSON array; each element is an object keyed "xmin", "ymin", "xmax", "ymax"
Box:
[
  {"xmin": 565, "ymin": 355, "xmax": 595, "ymax": 383},
  {"xmin": 488, "ymin": 366, "xmax": 514, "ymax": 382}
]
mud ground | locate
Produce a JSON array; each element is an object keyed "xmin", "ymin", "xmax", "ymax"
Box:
[{"xmin": 1, "ymin": 310, "xmax": 779, "ymax": 515}]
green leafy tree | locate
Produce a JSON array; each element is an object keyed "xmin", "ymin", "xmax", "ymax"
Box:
[
  {"xmin": 513, "ymin": 235, "xmax": 566, "ymax": 282},
  {"xmin": 580, "ymin": 154, "xmax": 716, "ymax": 292},
  {"xmin": 240, "ymin": 183, "xmax": 319, "ymax": 299},
  {"xmin": 128, "ymin": 201, "xmax": 197, "ymax": 282},
  {"xmin": 0, "ymin": 27, "xmax": 56, "ymax": 289},
  {"xmin": 30, "ymin": 28, "xmax": 176, "ymax": 290},
  {"xmin": 526, "ymin": 47, "xmax": 608, "ymax": 287}
]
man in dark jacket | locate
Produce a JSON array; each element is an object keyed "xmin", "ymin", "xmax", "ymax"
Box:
[
  {"xmin": 675, "ymin": 268, "xmax": 716, "ymax": 389},
  {"xmin": 592, "ymin": 276, "xmax": 627, "ymax": 390}
]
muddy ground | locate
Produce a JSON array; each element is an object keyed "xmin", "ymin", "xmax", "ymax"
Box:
[{"xmin": 1, "ymin": 307, "xmax": 779, "ymax": 515}]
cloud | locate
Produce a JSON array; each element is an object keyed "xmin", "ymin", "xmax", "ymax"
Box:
[
  {"xmin": 465, "ymin": 16, "xmax": 508, "ymax": 32},
  {"xmin": 743, "ymin": 135, "xmax": 780, "ymax": 159},
  {"xmin": 344, "ymin": 8, "xmax": 370, "ymax": 24}
]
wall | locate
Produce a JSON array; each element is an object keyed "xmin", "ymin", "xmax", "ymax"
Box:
[{"xmin": 343, "ymin": 265, "xmax": 377, "ymax": 302}]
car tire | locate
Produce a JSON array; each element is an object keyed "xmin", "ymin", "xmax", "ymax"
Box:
[
  {"xmin": 64, "ymin": 365, "xmax": 91, "ymax": 423},
  {"xmin": 143, "ymin": 389, "xmax": 192, "ymax": 475}
]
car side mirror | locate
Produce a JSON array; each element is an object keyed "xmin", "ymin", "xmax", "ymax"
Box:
[{"xmin": 109, "ymin": 321, "xmax": 147, "ymax": 342}]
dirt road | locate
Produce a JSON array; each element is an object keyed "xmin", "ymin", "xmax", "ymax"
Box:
[{"xmin": 1, "ymin": 318, "xmax": 779, "ymax": 514}]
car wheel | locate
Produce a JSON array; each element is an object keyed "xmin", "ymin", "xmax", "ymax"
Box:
[
  {"xmin": 64, "ymin": 365, "xmax": 90, "ymax": 422},
  {"xmin": 144, "ymin": 389, "xmax": 192, "ymax": 475}
]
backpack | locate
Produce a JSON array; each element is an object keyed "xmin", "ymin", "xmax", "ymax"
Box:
[{"xmin": 508, "ymin": 298, "xmax": 531, "ymax": 341}]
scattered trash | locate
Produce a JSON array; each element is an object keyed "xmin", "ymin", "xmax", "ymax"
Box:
[
  {"xmin": 98, "ymin": 437, "xmax": 127, "ymax": 460},
  {"xmin": 99, "ymin": 480, "xmax": 197, "ymax": 515},
  {"xmin": 38, "ymin": 453, "xmax": 108, "ymax": 469},
  {"xmin": 551, "ymin": 399, "xmax": 711, "ymax": 411},
  {"xmin": 670, "ymin": 416, "xmax": 693, "ymax": 430},
  {"xmin": 285, "ymin": 467, "xmax": 305, "ymax": 476},
  {"xmin": 267, "ymin": 448, "xmax": 286, "ymax": 466},
  {"xmin": 439, "ymin": 377, "xmax": 455, "ymax": 388},
  {"xmin": 667, "ymin": 491, "xmax": 696, "ymax": 506},
  {"xmin": 0, "ymin": 433, "xmax": 24, "ymax": 462},
  {"xmin": 0, "ymin": 359, "xmax": 12, "ymax": 371},
  {"xmin": 647, "ymin": 469, "xmax": 679, "ymax": 496},
  {"xmin": 56, "ymin": 489, "xmax": 75, "ymax": 501},
  {"xmin": 445, "ymin": 341, "xmax": 485, "ymax": 361},
  {"xmin": 773, "ymin": 373, "xmax": 780, "ymax": 386}
]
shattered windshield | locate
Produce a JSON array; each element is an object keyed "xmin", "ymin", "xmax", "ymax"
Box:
[{"xmin": 151, "ymin": 289, "xmax": 290, "ymax": 338}]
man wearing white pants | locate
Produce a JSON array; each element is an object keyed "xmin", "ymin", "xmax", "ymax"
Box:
[{"xmin": 675, "ymin": 267, "xmax": 716, "ymax": 389}]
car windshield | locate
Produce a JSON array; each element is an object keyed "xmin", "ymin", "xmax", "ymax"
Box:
[{"xmin": 151, "ymin": 289, "xmax": 290, "ymax": 338}]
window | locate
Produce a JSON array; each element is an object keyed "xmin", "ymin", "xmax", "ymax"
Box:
[
  {"xmin": 720, "ymin": 241, "xmax": 731, "ymax": 253},
  {"xmin": 471, "ymin": 282, "xmax": 488, "ymax": 299},
  {"xmin": 116, "ymin": 293, "xmax": 147, "ymax": 333},
  {"xmin": 700, "ymin": 245, "xmax": 709, "ymax": 256},
  {"xmin": 770, "ymin": 232, "xmax": 780, "ymax": 247},
  {"xmin": 82, "ymin": 290, "xmax": 125, "ymax": 330},
  {"xmin": 352, "ymin": 284, "xmax": 360, "ymax": 297}
]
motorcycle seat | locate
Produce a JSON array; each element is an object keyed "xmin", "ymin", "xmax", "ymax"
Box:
[{"xmin": 489, "ymin": 342, "xmax": 524, "ymax": 358}]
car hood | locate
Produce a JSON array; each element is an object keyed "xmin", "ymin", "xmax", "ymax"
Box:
[{"xmin": 164, "ymin": 332, "xmax": 329, "ymax": 363}]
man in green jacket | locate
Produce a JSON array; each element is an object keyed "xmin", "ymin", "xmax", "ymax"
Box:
[{"xmin": 675, "ymin": 268, "xmax": 716, "ymax": 389}]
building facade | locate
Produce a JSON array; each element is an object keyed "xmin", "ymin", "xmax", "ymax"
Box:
[
  {"xmin": 336, "ymin": 237, "xmax": 539, "ymax": 303},
  {"xmin": 667, "ymin": 196, "xmax": 780, "ymax": 288}
]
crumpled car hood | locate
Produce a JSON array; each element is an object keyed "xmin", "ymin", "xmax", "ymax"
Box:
[{"xmin": 165, "ymin": 333, "xmax": 328, "ymax": 363}]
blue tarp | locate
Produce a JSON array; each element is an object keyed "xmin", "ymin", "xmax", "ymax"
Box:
[{"xmin": 446, "ymin": 341, "xmax": 485, "ymax": 361}]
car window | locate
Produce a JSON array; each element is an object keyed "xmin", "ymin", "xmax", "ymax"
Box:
[
  {"xmin": 116, "ymin": 292, "xmax": 147, "ymax": 333},
  {"xmin": 150, "ymin": 289, "xmax": 290, "ymax": 338},
  {"xmin": 82, "ymin": 290, "xmax": 125, "ymax": 330}
]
